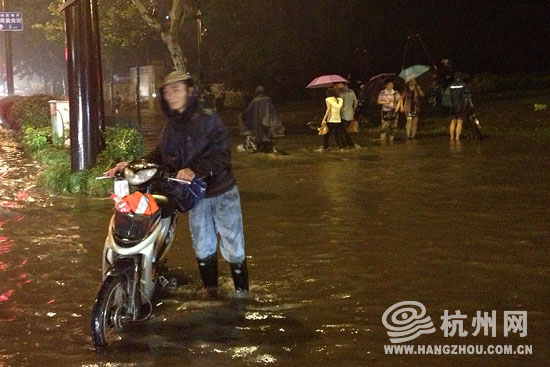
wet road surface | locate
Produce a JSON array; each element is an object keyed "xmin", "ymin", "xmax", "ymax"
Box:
[{"xmin": 1, "ymin": 122, "xmax": 549, "ymax": 366}]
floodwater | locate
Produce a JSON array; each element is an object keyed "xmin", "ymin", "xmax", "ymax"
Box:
[{"xmin": 1, "ymin": 119, "xmax": 549, "ymax": 367}]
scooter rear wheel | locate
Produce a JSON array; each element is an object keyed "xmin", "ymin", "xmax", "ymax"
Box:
[{"xmin": 91, "ymin": 274, "xmax": 129, "ymax": 346}]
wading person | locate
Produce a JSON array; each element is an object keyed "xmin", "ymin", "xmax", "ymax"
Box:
[
  {"xmin": 241, "ymin": 86, "xmax": 285, "ymax": 153},
  {"xmin": 106, "ymin": 71, "xmax": 249, "ymax": 296},
  {"xmin": 402, "ymin": 78, "xmax": 424, "ymax": 139},
  {"xmin": 335, "ymin": 82, "xmax": 358, "ymax": 148},
  {"xmin": 377, "ymin": 80, "xmax": 402, "ymax": 141},
  {"xmin": 449, "ymin": 72, "xmax": 473, "ymax": 141},
  {"xmin": 113, "ymin": 92, "xmax": 122, "ymax": 115},
  {"xmin": 320, "ymin": 87, "xmax": 344, "ymax": 150}
]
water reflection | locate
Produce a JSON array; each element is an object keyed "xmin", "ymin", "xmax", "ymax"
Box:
[{"xmin": 1, "ymin": 125, "xmax": 549, "ymax": 366}]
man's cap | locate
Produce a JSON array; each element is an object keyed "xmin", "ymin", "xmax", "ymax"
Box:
[{"xmin": 161, "ymin": 71, "xmax": 193, "ymax": 87}]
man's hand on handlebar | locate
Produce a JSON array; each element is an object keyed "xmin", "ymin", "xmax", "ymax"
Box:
[
  {"xmin": 176, "ymin": 168, "xmax": 196, "ymax": 182},
  {"xmin": 105, "ymin": 162, "xmax": 128, "ymax": 178}
]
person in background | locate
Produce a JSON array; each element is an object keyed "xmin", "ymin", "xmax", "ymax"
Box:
[
  {"xmin": 377, "ymin": 80, "xmax": 402, "ymax": 141},
  {"xmin": 402, "ymin": 78, "xmax": 424, "ymax": 139},
  {"xmin": 113, "ymin": 92, "xmax": 122, "ymax": 115},
  {"xmin": 320, "ymin": 87, "xmax": 344, "ymax": 150},
  {"xmin": 437, "ymin": 58, "xmax": 454, "ymax": 89},
  {"xmin": 215, "ymin": 88, "xmax": 226, "ymax": 112},
  {"xmin": 241, "ymin": 86, "xmax": 285, "ymax": 153},
  {"xmin": 335, "ymin": 82, "xmax": 358, "ymax": 148},
  {"xmin": 201, "ymin": 85, "xmax": 217, "ymax": 111},
  {"xmin": 449, "ymin": 72, "xmax": 473, "ymax": 141}
]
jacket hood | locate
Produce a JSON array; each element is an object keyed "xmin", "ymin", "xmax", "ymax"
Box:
[{"xmin": 255, "ymin": 85, "xmax": 265, "ymax": 97}]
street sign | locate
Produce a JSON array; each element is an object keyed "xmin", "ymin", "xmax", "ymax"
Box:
[{"xmin": 0, "ymin": 12, "xmax": 23, "ymax": 31}]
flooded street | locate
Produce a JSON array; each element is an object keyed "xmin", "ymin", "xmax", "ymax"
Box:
[{"xmin": 1, "ymin": 121, "xmax": 549, "ymax": 366}]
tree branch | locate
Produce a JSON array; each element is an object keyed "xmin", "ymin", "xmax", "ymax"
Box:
[
  {"xmin": 133, "ymin": 0, "xmax": 162, "ymax": 32},
  {"xmin": 169, "ymin": 0, "xmax": 194, "ymax": 35}
]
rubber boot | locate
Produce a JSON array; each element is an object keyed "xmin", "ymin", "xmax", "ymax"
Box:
[
  {"xmin": 197, "ymin": 253, "xmax": 218, "ymax": 297},
  {"xmin": 230, "ymin": 260, "xmax": 249, "ymax": 293}
]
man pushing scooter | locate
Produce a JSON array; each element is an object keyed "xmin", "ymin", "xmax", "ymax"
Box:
[{"xmin": 106, "ymin": 71, "xmax": 249, "ymax": 297}]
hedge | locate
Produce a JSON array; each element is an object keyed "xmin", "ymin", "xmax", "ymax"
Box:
[
  {"xmin": 1, "ymin": 95, "xmax": 144, "ymax": 196},
  {"xmin": 0, "ymin": 95, "xmax": 24, "ymax": 130}
]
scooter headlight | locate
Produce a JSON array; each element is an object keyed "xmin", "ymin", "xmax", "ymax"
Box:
[{"xmin": 124, "ymin": 167, "xmax": 158, "ymax": 186}]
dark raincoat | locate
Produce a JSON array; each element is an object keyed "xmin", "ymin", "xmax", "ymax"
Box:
[
  {"xmin": 241, "ymin": 86, "xmax": 285, "ymax": 143},
  {"xmin": 449, "ymin": 81, "xmax": 472, "ymax": 114},
  {"xmin": 145, "ymin": 86, "xmax": 236, "ymax": 198}
]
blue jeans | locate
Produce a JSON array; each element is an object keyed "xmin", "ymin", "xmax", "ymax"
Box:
[{"xmin": 189, "ymin": 185, "xmax": 245, "ymax": 263}]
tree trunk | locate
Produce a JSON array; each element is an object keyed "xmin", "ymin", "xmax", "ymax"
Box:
[
  {"xmin": 161, "ymin": 32, "xmax": 187, "ymax": 72},
  {"xmin": 110, "ymin": 55, "xmax": 115, "ymax": 113},
  {"xmin": 133, "ymin": 0, "xmax": 192, "ymax": 73}
]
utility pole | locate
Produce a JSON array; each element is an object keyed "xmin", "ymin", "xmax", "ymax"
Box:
[
  {"xmin": 1, "ymin": 0, "xmax": 15, "ymax": 95},
  {"xmin": 60, "ymin": 0, "xmax": 105, "ymax": 171}
]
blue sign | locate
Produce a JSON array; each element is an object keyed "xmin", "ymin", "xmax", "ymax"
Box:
[{"xmin": 0, "ymin": 12, "xmax": 23, "ymax": 31}]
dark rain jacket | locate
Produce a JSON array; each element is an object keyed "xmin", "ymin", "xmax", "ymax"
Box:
[
  {"xmin": 145, "ymin": 87, "xmax": 236, "ymax": 198},
  {"xmin": 241, "ymin": 87, "xmax": 285, "ymax": 142},
  {"xmin": 449, "ymin": 81, "xmax": 472, "ymax": 114}
]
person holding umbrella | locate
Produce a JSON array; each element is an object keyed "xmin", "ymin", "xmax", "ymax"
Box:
[
  {"xmin": 305, "ymin": 74, "xmax": 348, "ymax": 150},
  {"xmin": 377, "ymin": 79, "xmax": 402, "ymax": 141},
  {"xmin": 402, "ymin": 78, "xmax": 424, "ymax": 139}
]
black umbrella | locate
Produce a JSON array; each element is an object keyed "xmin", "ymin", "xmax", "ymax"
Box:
[{"xmin": 363, "ymin": 73, "xmax": 406, "ymax": 102}]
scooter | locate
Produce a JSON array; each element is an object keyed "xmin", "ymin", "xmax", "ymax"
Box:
[{"xmin": 90, "ymin": 160, "xmax": 194, "ymax": 346}]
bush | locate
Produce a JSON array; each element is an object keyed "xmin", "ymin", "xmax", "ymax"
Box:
[
  {"xmin": 98, "ymin": 126, "xmax": 144, "ymax": 167},
  {"xmin": 0, "ymin": 95, "xmax": 23, "ymax": 129},
  {"xmin": 106, "ymin": 115, "xmax": 141, "ymax": 130},
  {"xmin": 2, "ymin": 95, "xmax": 145, "ymax": 196},
  {"xmin": 12, "ymin": 94, "xmax": 53, "ymax": 131},
  {"xmin": 23, "ymin": 125, "xmax": 143, "ymax": 196},
  {"xmin": 21, "ymin": 126, "xmax": 52, "ymax": 153}
]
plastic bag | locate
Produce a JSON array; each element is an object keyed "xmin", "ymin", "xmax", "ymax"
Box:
[{"xmin": 161, "ymin": 177, "xmax": 207, "ymax": 212}]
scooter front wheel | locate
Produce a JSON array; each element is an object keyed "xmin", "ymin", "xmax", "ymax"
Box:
[{"xmin": 90, "ymin": 274, "xmax": 130, "ymax": 346}]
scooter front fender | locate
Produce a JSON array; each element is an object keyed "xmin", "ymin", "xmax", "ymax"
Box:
[{"xmin": 104, "ymin": 257, "xmax": 135, "ymax": 278}]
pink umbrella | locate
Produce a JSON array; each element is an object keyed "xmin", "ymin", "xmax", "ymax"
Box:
[{"xmin": 306, "ymin": 74, "xmax": 349, "ymax": 89}]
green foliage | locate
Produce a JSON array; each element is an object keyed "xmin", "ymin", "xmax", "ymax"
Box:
[
  {"xmin": 0, "ymin": 95, "xmax": 52, "ymax": 131},
  {"xmin": 85, "ymin": 165, "xmax": 114, "ymax": 197},
  {"xmin": 39, "ymin": 152, "xmax": 72, "ymax": 194},
  {"xmin": 13, "ymin": 95, "xmax": 53, "ymax": 130},
  {"xmin": 21, "ymin": 126, "xmax": 52, "ymax": 153},
  {"xmin": 37, "ymin": 0, "xmax": 156, "ymax": 76},
  {"xmin": 106, "ymin": 115, "xmax": 141, "ymax": 130},
  {"xmin": 98, "ymin": 126, "xmax": 145, "ymax": 167},
  {"xmin": 2, "ymin": 95, "xmax": 145, "ymax": 195},
  {"xmin": 15, "ymin": 116, "xmax": 143, "ymax": 195},
  {"xmin": 31, "ymin": 124, "xmax": 144, "ymax": 196}
]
